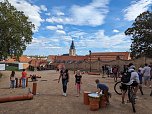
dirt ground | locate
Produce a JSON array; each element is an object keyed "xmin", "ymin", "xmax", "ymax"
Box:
[{"xmin": 0, "ymin": 70, "xmax": 152, "ymax": 114}]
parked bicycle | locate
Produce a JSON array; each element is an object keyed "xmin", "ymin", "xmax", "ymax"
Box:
[{"xmin": 114, "ymin": 81, "xmax": 136, "ymax": 113}]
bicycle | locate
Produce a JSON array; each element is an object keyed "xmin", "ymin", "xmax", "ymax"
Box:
[
  {"xmin": 114, "ymin": 81, "xmax": 122, "ymax": 95},
  {"xmin": 114, "ymin": 81, "xmax": 136, "ymax": 113}
]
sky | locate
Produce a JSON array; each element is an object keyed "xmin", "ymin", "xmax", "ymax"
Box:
[{"xmin": 1, "ymin": 0, "xmax": 152, "ymax": 56}]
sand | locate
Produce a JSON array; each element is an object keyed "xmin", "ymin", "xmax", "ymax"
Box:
[{"xmin": 0, "ymin": 70, "xmax": 152, "ymax": 114}]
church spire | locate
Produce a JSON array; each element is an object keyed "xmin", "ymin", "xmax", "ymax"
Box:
[
  {"xmin": 69, "ymin": 40, "xmax": 76, "ymax": 56},
  {"xmin": 70, "ymin": 40, "xmax": 75, "ymax": 49}
]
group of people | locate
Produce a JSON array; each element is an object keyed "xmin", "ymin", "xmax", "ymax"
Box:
[
  {"xmin": 121, "ymin": 63, "xmax": 152, "ymax": 104},
  {"xmin": 57, "ymin": 67, "xmax": 110, "ymax": 105},
  {"xmin": 58, "ymin": 68, "xmax": 82, "ymax": 97},
  {"xmin": 10, "ymin": 69, "xmax": 27, "ymax": 89}
]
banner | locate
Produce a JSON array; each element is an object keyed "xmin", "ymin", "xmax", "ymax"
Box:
[{"xmin": 0, "ymin": 64, "xmax": 5, "ymax": 70}]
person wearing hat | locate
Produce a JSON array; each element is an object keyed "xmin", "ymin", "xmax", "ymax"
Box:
[{"xmin": 121, "ymin": 63, "xmax": 139, "ymax": 104}]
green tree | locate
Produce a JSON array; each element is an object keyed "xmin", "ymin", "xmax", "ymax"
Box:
[
  {"xmin": 0, "ymin": 0, "xmax": 34, "ymax": 60},
  {"xmin": 125, "ymin": 11, "xmax": 152, "ymax": 59}
]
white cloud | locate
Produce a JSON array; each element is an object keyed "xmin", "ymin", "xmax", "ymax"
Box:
[
  {"xmin": 124, "ymin": 0, "xmax": 152, "ymax": 21},
  {"xmin": 57, "ymin": 25, "xmax": 63, "ymax": 29},
  {"xmin": 45, "ymin": 12, "xmax": 51, "ymax": 16},
  {"xmin": 113, "ymin": 29, "xmax": 120, "ymax": 33},
  {"xmin": 46, "ymin": 26, "xmax": 58, "ymax": 30},
  {"xmin": 46, "ymin": 25, "xmax": 63, "ymax": 31},
  {"xmin": 46, "ymin": 0, "xmax": 109, "ymax": 26},
  {"xmin": 0, "ymin": 0, "xmax": 44, "ymax": 32},
  {"xmin": 56, "ymin": 30, "xmax": 66, "ymax": 35},
  {"xmin": 56, "ymin": 11, "xmax": 65, "ymax": 16},
  {"xmin": 40, "ymin": 5, "xmax": 47, "ymax": 11}
]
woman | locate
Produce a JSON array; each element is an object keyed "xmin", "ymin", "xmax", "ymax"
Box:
[{"xmin": 58, "ymin": 68, "xmax": 69, "ymax": 97}]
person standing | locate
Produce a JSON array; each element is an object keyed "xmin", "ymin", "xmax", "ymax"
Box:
[
  {"xmin": 58, "ymin": 68, "xmax": 69, "ymax": 97},
  {"xmin": 143, "ymin": 63, "xmax": 151, "ymax": 87},
  {"xmin": 10, "ymin": 71, "xmax": 16, "ymax": 89},
  {"xmin": 21, "ymin": 69, "xmax": 27, "ymax": 88},
  {"xmin": 112, "ymin": 65, "xmax": 118, "ymax": 82},
  {"xmin": 75, "ymin": 70, "xmax": 82, "ymax": 97}
]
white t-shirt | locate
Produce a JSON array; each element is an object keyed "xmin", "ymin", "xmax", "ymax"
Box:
[
  {"xmin": 143, "ymin": 66, "xmax": 151, "ymax": 77},
  {"xmin": 126, "ymin": 69, "xmax": 139, "ymax": 85}
]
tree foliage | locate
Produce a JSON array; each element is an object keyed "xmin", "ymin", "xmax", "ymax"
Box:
[
  {"xmin": 125, "ymin": 11, "xmax": 152, "ymax": 59},
  {"xmin": 0, "ymin": 0, "xmax": 34, "ymax": 60}
]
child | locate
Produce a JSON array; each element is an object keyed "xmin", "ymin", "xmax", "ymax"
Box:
[
  {"xmin": 95, "ymin": 79, "xmax": 109, "ymax": 104},
  {"xmin": 10, "ymin": 71, "xmax": 16, "ymax": 89},
  {"xmin": 75, "ymin": 70, "xmax": 82, "ymax": 97}
]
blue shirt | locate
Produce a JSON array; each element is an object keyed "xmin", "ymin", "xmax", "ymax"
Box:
[{"xmin": 97, "ymin": 83, "xmax": 109, "ymax": 91}]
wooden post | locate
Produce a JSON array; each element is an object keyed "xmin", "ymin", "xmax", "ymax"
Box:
[
  {"xmin": 32, "ymin": 82, "xmax": 37, "ymax": 95},
  {"xmin": 19, "ymin": 79, "xmax": 22, "ymax": 87},
  {"xmin": 26, "ymin": 78, "xmax": 28, "ymax": 87},
  {"xmin": 15, "ymin": 78, "xmax": 18, "ymax": 88}
]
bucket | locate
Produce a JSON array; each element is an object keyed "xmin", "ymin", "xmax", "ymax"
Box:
[{"xmin": 83, "ymin": 91, "xmax": 91, "ymax": 105}]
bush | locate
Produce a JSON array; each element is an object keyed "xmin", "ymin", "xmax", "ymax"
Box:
[{"xmin": 5, "ymin": 66, "xmax": 18, "ymax": 71}]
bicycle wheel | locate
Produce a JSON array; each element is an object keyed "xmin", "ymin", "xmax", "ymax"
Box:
[
  {"xmin": 129, "ymin": 88, "xmax": 136, "ymax": 113},
  {"xmin": 114, "ymin": 81, "xmax": 122, "ymax": 95}
]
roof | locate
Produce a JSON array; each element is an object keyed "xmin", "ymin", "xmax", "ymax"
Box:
[
  {"xmin": 19, "ymin": 55, "xmax": 32, "ymax": 63},
  {"xmin": 90, "ymin": 52, "xmax": 131, "ymax": 61}
]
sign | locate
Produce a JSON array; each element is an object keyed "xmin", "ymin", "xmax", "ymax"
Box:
[{"xmin": 0, "ymin": 64, "xmax": 5, "ymax": 70}]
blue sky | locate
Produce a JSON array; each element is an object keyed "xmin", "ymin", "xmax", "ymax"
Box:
[{"xmin": 1, "ymin": 0, "xmax": 152, "ymax": 56}]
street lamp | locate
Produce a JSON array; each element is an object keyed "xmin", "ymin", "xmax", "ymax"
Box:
[{"xmin": 89, "ymin": 50, "xmax": 91, "ymax": 72}]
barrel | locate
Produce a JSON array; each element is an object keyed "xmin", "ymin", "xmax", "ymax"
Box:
[
  {"xmin": 100, "ymin": 95, "xmax": 107, "ymax": 108},
  {"xmin": 88, "ymin": 93, "xmax": 100, "ymax": 111},
  {"xmin": 83, "ymin": 91, "xmax": 91, "ymax": 105}
]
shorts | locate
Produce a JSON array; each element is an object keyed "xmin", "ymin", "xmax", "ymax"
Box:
[
  {"xmin": 76, "ymin": 83, "xmax": 81, "ymax": 89},
  {"xmin": 121, "ymin": 81, "xmax": 138, "ymax": 91},
  {"xmin": 144, "ymin": 76, "xmax": 151, "ymax": 81}
]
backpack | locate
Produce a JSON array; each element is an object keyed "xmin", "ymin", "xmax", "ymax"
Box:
[{"xmin": 121, "ymin": 71, "xmax": 132, "ymax": 83}]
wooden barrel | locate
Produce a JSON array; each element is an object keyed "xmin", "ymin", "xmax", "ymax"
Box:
[
  {"xmin": 83, "ymin": 91, "xmax": 91, "ymax": 105},
  {"xmin": 88, "ymin": 93, "xmax": 100, "ymax": 111},
  {"xmin": 100, "ymin": 95, "xmax": 107, "ymax": 108}
]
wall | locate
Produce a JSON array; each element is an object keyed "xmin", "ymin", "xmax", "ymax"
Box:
[{"xmin": 64, "ymin": 57, "xmax": 152, "ymax": 72}]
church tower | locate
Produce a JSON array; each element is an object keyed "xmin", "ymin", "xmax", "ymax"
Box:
[{"xmin": 69, "ymin": 40, "xmax": 76, "ymax": 56}]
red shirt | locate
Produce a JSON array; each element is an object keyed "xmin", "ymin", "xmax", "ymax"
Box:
[{"xmin": 22, "ymin": 71, "xmax": 27, "ymax": 78}]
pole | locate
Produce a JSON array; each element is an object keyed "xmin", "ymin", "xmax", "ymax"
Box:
[{"xmin": 89, "ymin": 50, "xmax": 91, "ymax": 72}]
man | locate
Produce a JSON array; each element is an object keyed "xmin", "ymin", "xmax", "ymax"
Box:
[
  {"xmin": 95, "ymin": 79, "xmax": 109, "ymax": 104},
  {"xmin": 121, "ymin": 63, "xmax": 139, "ymax": 104},
  {"xmin": 143, "ymin": 63, "xmax": 151, "ymax": 87}
]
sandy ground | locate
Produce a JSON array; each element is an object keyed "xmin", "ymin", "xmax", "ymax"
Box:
[{"xmin": 0, "ymin": 70, "xmax": 152, "ymax": 114}]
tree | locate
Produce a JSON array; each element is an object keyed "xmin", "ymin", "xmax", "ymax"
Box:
[
  {"xmin": 0, "ymin": 0, "xmax": 34, "ymax": 60},
  {"xmin": 125, "ymin": 11, "xmax": 152, "ymax": 59}
]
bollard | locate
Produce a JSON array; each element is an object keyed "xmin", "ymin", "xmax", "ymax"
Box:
[
  {"xmin": 19, "ymin": 79, "xmax": 22, "ymax": 87},
  {"xmin": 32, "ymin": 82, "xmax": 37, "ymax": 95},
  {"xmin": 26, "ymin": 78, "xmax": 28, "ymax": 87},
  {"xmin": 15, "ymin": 78, "xmax": 18, "ymax": 88}
]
